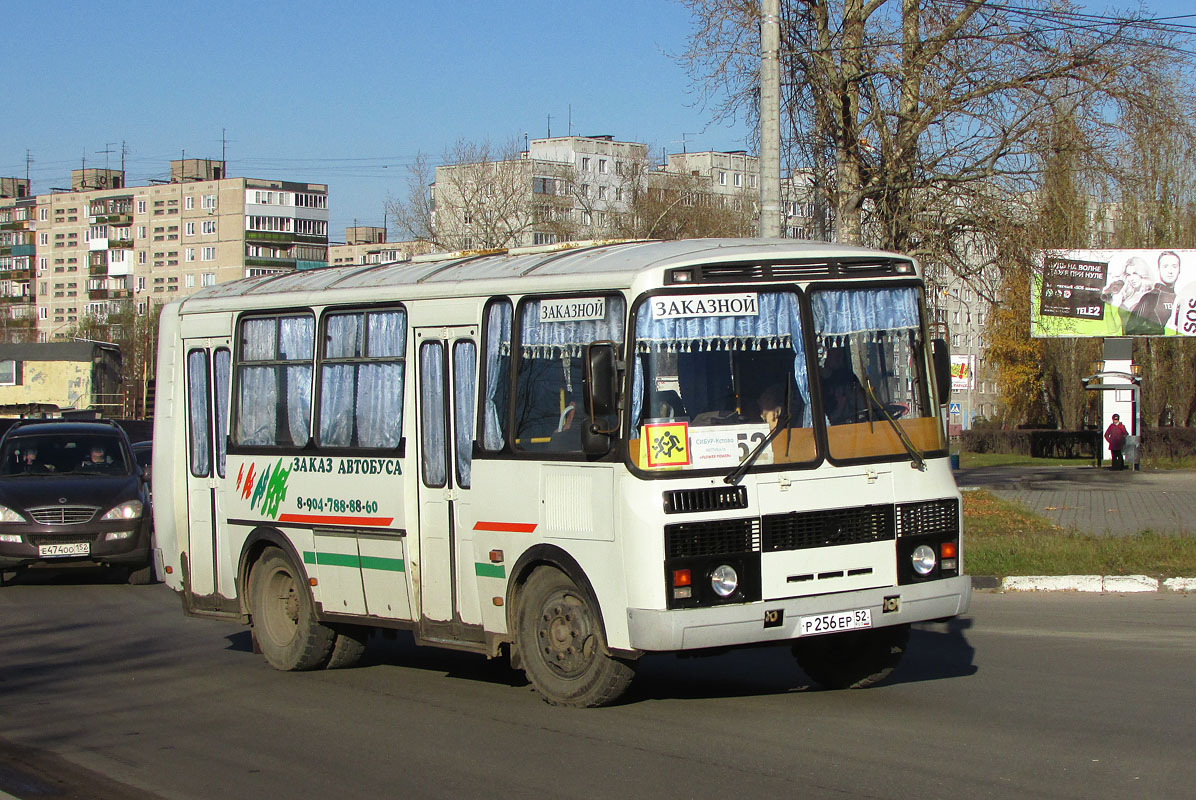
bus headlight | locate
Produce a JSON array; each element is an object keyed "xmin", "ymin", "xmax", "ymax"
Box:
[
  {"xmin": 711, "ymin": 564, "xmax": 739, "ymax": 597},
  {"xmin": 911, "ymin": 544, "xmax": 937, "ymax": 576}
]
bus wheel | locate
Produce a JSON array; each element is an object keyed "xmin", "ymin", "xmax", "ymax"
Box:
[
  {"xmin": 516, "ymin": 567, "xmax": 634, "ymax": 707},
  {"xmin": 792, "ymin": 623, "xmax": 910, "ymax": 690},
  {"xmin": 249, "ymin": 548, "xmax": 335, "ymax": 671},
  {"xmin": 325, "ymin": 625, "xmax": 369, "ymax": 669}
]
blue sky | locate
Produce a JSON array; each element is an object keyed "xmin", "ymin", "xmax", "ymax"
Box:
[
  {"xmin": 2, "ymin": 0, "xmax": 748, "ymax": 237},
  {"xmin": 2, "ymin": 1, "xmax": 1192, "ymax": 240}
]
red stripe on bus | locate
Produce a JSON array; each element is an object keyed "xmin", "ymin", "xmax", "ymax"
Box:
[
  {"xmin": 473, "ymin": 521, "xmax": 538, "ymax": 533},
  {"xmin": 278, "ymin": 513, "xmax": 395, "ymax": 527}
]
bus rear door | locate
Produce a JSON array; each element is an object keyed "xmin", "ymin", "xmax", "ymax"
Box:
[{"xmin": 182, "ymin": 339, "xmax": 233, "ymax": 603}]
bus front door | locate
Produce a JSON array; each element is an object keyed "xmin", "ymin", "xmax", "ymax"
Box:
[
  {"xmin": 414, "ymin": 327, "xmax": 483, "ymax": 634},
  {"xmin": 182, "ymin": 341, "xmax": 233, "ymax": 603}
]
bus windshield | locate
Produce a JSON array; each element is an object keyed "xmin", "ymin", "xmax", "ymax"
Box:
[
  {"xmin": 809, "ymin": 286, "xmax": 943, "ymax": 461},
  {"xmin": 629, "ymin": 285, "xmax": 943, "ymax": 472},
  {"xmin": 629, "ymin": 290, "xmax": 818, "ymax": 471}
]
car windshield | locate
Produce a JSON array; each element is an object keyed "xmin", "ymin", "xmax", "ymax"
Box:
[{"xmin": 0, "ymin": 434, "xmax": 130, "ymax": 476}]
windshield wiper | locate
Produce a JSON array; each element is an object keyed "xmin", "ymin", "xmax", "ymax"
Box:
[
  {"xmin": 723, "ymin": 409, "xmax": 791, "ymax": 486},
  {"xmin": 864, "ymin": 381, "xmax": 926, "ymax": 470}
]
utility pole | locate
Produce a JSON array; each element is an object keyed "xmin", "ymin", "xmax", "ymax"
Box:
[{"xmin": 759, "ymin": 0, "xmax": 783, "ymax": 238}]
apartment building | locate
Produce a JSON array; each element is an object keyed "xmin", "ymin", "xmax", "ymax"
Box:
[
  {"xmin": 0, "ymin": 179, "xmax": 37, "ymax": 326},
  {"xmin": 327, "ymin": 226, "xmax": 435, "ymax": 266},
  {"xmin": 29, "ymin": 159, "xmax": 328, "ymax": 340}
]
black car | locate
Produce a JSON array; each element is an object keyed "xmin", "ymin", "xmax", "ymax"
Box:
[{"xmin": 0, "ymin": 419, "xmax": 154, "ymax": 585}]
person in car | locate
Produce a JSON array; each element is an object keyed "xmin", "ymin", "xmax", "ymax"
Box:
[{"xmin": 81, "ymin": 445, "xmax": 111, "ymax": 471}]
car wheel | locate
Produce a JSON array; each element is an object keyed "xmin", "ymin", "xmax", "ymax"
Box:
[{"xmin": 126, "ymin": 561, "xmax": 155, "ymax": 585}]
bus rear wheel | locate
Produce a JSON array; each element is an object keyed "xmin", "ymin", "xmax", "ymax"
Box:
[
  {"xmin": 792, "ymin": 623, "xmax": 910, "ymax": 690},
  {"xmin": 249, "ymin": 548, "xmax": 335, "ymax": 671},
  {"xmin": 516, "ymin": 567, "xmax": 634, "ymax": 707}
]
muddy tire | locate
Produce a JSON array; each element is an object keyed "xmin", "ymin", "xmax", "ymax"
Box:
[
  {"xmin": 516, "ymin": 567, "xmax": 634, "ymax": 707},
  {"xmin": 792, "ymin": 623, "xmax": 910, "ymax": 689},
  {"xmin": 325, "ymin": 625, "xmax": 369, "ymax": 669},
  {"xmin": 249, "ymin": 548, "xmax": 335, "ymax": 671}
]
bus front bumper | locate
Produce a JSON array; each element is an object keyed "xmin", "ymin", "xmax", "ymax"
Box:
[{"xmin": 625, "ymin": 576, "xmax": 971, "ymax": 653}]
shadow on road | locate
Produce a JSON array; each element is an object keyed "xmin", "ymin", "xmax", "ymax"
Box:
[{"xmin": 231, "ymin": 616, "xmax": 979, "ymax": 704}]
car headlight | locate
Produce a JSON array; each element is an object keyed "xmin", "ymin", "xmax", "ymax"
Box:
[
  {"xmin": 103, "ymin": 500, "xmax": 144, "ymax": 521},
  {"xmin": 710, "ymin": 564, "xmax": 739, "ymax": 597},
  {"xmin": 0, "ymin": 503, "xmax": 25, "ymax": 523},
  {"xmin": 911, "ymin": 544, "xmax": 937, "ymax": 576}
]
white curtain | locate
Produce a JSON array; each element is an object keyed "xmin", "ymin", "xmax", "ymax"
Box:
[
  {"xmin": 187, "ymin": 350, "xmax": 210, "ymax": 477},
  {"xmin": 420, "ymin": 342, "xmax": 446, "ymax": 487},
  {"xmin": 482, "ymin": 300, "xmax": 512, "ymax": 450},
  {"xmin": 453, "ymin": 341, "xmax": 476, "ymax": 487}
]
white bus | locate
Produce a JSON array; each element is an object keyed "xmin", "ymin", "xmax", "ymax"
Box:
[{"xmin": 153, "ymin": 238, "xmax": 970, "ymax": 706}]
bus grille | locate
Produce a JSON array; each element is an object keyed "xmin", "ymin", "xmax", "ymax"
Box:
[
  {"xmin": 896, "ymin": 498, "xmax": 959, "ymax": 538},
  {"xmin": 663, "ymin": 486, "xmax": 748, "ymax": 514},
  {"xmin": 29, "ymin": 506, "xmax": 99, "ymax": 525},
  {"xmin": 665, "ymin": 518, "xmax": 760, "ymax": 558},
  {"xmin": 761, "ymin": 504, "xmax": 895, "ymax": 552}
]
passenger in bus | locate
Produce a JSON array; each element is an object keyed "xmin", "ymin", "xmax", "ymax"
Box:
[
  {"xmin": 821, "ymin": 347, "xmax": 866, "ymax": 424},
  {"xmin": 756, "ymin": 384, "xmax": 786, "ymax": 432}
]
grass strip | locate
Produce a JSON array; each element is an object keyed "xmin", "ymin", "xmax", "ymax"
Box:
[{"xmin": 963, "ymin": 489, "xmax": 1196, "ymax": 578}]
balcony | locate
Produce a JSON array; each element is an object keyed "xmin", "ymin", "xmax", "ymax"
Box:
[
  {"xmin": 245, "ymin": 256, "xmax": 297, "ymax": 269},
  {"xmin": 245, "ymin": 230, "xmax": 293, "ymax": 242},
  {"xmin": 95, "ymin": 213, "xmax": 133, "ymax": 225}
]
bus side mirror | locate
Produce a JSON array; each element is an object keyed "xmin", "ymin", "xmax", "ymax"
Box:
[
  {"xmin": 583, "ymin": 342, "xmax": 619, "ymax": 454},
  {"xmin": 932, "ymin": 338, "xmax": 950, "ymax": 404}
]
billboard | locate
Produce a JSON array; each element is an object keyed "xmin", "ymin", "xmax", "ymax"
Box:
[
  {"xmin": 1030, "ymin": 249, "xmax": 1196, "ymax": 337},
  {"xmin": 950, "ymin": 354, "xmax": 975, "ymax": 391}
]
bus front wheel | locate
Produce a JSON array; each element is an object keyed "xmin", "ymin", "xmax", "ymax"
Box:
[
  {"xmin": 516, "ymin": 567, "xmax": 634, "ymax": 707},
  {"xmin": 792, "ymin": 623, "xmax": 910, "ymax": 690},
  {"xmin": 249, "ymin": 548, "xmax": 336, "ymax": 671}
]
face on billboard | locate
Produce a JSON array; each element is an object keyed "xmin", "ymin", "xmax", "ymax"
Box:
[{"xmin": 1031, "ymin": 249, "xmax": 1194, "ymax": 338}]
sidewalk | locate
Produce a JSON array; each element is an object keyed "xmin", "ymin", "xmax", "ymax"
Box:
[
  {"xmin": 955, "ymin": 463, "xmax": 1196, "ymax": 592},
  {"xmin": 955, "ymin": 463, "xmax": 1196, "ymax": 536}
]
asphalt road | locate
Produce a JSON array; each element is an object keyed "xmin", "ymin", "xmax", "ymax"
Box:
[{"xmin": 2, "ymin": 570, "xmax": 1194, "ymax": 800}]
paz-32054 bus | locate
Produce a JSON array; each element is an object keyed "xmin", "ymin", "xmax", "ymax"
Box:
[{"xmin": 153, "ymin": 238, "xmax": 970, "ymax": 706}]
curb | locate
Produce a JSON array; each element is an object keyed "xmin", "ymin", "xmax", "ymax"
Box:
[{"xmin": 973, "ymin": 575, "xmax": 1196, "ymax": 593}]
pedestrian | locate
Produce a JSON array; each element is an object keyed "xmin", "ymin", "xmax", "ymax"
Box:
[{"xmin": 1104, "ymin": 414, "xmax": 1128, "ymax": 470}]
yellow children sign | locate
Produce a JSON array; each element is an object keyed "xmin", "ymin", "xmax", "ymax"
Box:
[{"xmin": 643, "ymin": 422, "xmax": 691, "ymax": 468}]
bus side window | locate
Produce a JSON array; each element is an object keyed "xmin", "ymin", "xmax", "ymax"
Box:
[
  {"xmin": 513, "ymin": 295, "xmax": 625, "ymax": 454},
  {"xmin": 479, "ymin": 299, "xmax": 512, "ymax": 452},
  {"xmin": 318, "ymin": 308, "xmax": 406, "ymax": 449},
  {"xmin": 233, "ymin": 314, "xmax": 314, "ymax": 447}
]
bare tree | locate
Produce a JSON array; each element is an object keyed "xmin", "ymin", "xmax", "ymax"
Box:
[
  {"xmin": 678, "ymin": 0, "xmax": 1183, "ymax": 283},
  {"xmin": 387, "ymin": 139, "xmax": 574, "ymax": 251}
]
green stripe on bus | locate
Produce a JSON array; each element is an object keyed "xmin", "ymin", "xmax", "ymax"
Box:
[
  {"xmin": 475, "ymin": 562, "xmax": 506, "ymax": 579},
  {"xmin": 301, "ymin": 551, "xmax": 405, "ymax": 572},
  {"xmin": 360, "ymin": 555, "xmax": 405, "ymax": 572}
]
